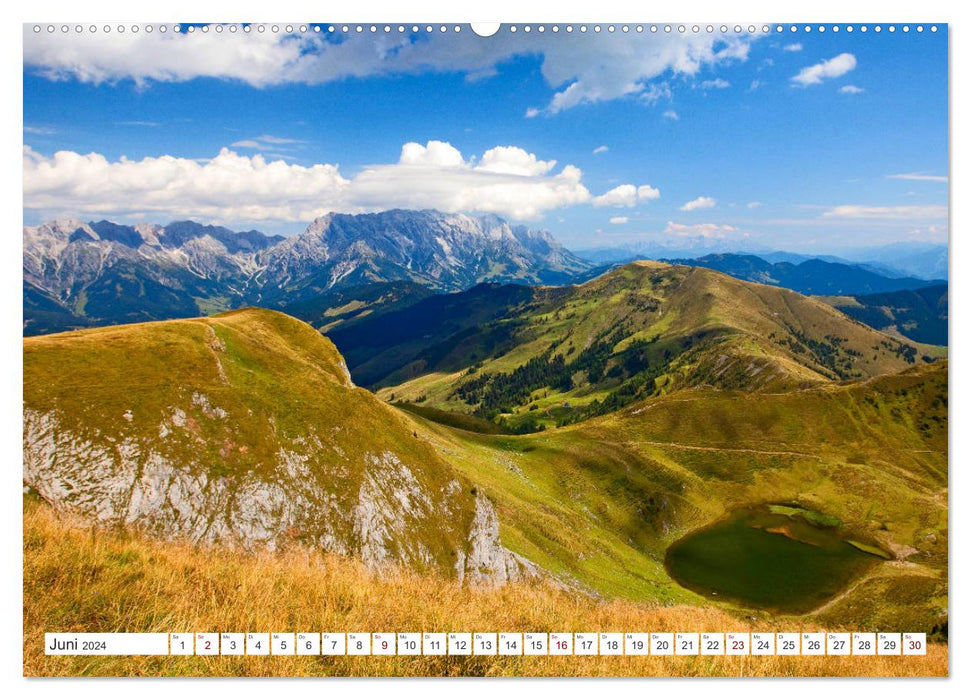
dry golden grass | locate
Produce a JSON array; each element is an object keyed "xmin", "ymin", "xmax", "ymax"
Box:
[{"xmin": 23, "ymin": 499, "xmax": 946, "ymax": 678}]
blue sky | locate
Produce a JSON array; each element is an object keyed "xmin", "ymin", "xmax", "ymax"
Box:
[{"xmin": 23, "ymin": 24, "xmax": 948, "ymax": 253}]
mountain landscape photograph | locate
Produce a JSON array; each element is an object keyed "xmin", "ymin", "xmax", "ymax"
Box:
[{"xmin": 21, "ymin": 21, "xmax": 948, "ymax": 679}]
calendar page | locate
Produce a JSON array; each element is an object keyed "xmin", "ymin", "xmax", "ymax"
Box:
[{"xmin": 21, "ymin": 17, "xmax": 948, "ymax": 679}]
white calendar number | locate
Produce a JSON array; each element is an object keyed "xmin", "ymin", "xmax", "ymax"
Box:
[
  {"xmin": 423, "ymin": 632, "xmax": 446, "ymax": 656},
  {"xmin": 321, "ymin": 633, "xmax": 346, "ymax": 656},
  {"xmin": 650, "ymin": 632, "xmax": 674, "ymax": 656},
  {"xmin": 802, "ymin": 632, "xmax": 825, "ymax": 656},
  {"xmin": 877, "ymin": 633, "xmax": 901, "ymax": 656},
  {"xmin": 448, "ymin": 632, "xmax": 472, "ymax": 656},
  {"xmin": 524, "ymin": 632, "xmax": 548, "ymax": 656},
  {"xmin": 852, "ymin": 632, "xmax": 876, "ymax": 656},
  {"xmin": 246, "ymin": 632, "xmax": 269, "ymax": 656},
  {"xmin": 827, "ymin": 632, "xmax": 851, "ymax": 656},
  {"xmin": 676, "ymin": 632, "xmax": 699, "ymax": 656},
  {"xmin": 751, "ymin": 633, "xmax": 774, "ymax": 656},
  {"xmin": 599, "ymin": 633, "xmax": 623, "ymax": 656},
  {"xmin": 272, "ymin": 632, "xmax": 295, "ymax": 656},
  {"xmin": 550, "ymin": 632, "xmax": 573, "ymax": 656},
  {"xmin": 170, "ymin": 633, "xmax": 193, "ymax": 656},
  {"xmin": 499, "ymin": 632, "xmax": 522, "ymax": 656},
  {"xmin": 372, "ymin": 632, "xmax": 396, "ymax": 656},
  {"xmin": 701, "ymin": 632, "xmax": 724, "ymax": 656},
  {"xmin": 398, "ymin": 633, "xmax": 421, "ymax": 656},
  {"xmin": 903, "ymin": 633, "xmax": 926, "ymax": 656},
  {"xmin": 195, "ymin": 633, "xmax": 218, "ymax": 656},
  {"xmin": 220, "ymin": 633, "xmax": 244, "ymax": 656},
  {"xmin": 625, "ymin": 633, "xmax": 649, "ymax": 656},
  {"xmin": 776, "ymin": 633, "xmax": 799, "ymax": 656},
  {"xmin": 347, "ymin": 633, "xmax": 371, "ymax": 656},
  {"xmin": 473, "ymin": 632, "xmax": 497, "ymax": 656},
  {"xmin": 574, "ymin": 633, "xmax": 598, "ymax": 656}
]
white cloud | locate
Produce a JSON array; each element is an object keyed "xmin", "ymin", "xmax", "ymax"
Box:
[
  {"xmin": 665, "ymin": 221, "xmax": 740, "ymax": 239},
  {"xmin": 593, "ymin": 145, "xmax": 609, "ymax": 154},
  {"xmin": 888, "ymin": 173, "xmax": 947, "ymax": 183},
  {"xmin": 822, "ymin": 204, "xmax": 948, "ymax": 220},
  {"xmin": 748, "ymin": 79, "xmax": 763, "ymax": 92},
  {"xmin": 22, "ymin": 140, "xmax": 596, "ymax": 223},
  {"xmin": 839, "ymin": 85, "xmax": 865, "ymax": 95},
  {"xmin": 592, "ymin": 183, "xmax": 660, "ymax": 208},
  {"xmin": 747, "ymin": 201, "xmax": 762, "ymax": 209},
  {"xmin": 680, "ymin": 196, "xmax": 716, "ymax": 211},
  {"xmin": 476, "ymin": 146, "xmax": 557, "ymax": 176},
  {"xmin": 663, "ymin": 110, "xmax": 679, "ymax": 120},
  {"xmin": 699, "ymin": 78, "xmax": 730, "ymax": 89},
  {"xmin": 399, "ymin": 140, "xmax": 466, "ymax": 168},
  {"xmin": 791, "ymin": 53, "xmax": 857, "ymax": 86},
  {"xmin": 637, "ymin": 185, "xmax": 661, "ymax": 200},
  {"xmin": 609, "ymin": 216, "xmax": 629, "ymax": 225},
  {"xmin": 783, "ymin": 43, "xmax": 803, "ymax": 52},
  {"xmin": 524, "ymin": 107, "xmax": 541, "ymax": 118},
  {"xmin": 24, "ymin": 125, "xmax": 57, "ymax": 135},
  {"xmin": 24, "ymin": 25, "xmax": 760, "ymax": 116}
]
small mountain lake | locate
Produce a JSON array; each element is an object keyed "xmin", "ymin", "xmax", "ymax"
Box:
[{"xmin": 665, "ymin": 505, "xmax": 888, "ymax": 613}]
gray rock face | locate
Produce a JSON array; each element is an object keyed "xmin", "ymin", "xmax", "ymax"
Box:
[
  {"xmin": 23, "ymin": 407, "xmax": 536, "ymax": 586},
  {"xmin": 457, "ymin": 493, "xmax": 541, "ymax": 585}
]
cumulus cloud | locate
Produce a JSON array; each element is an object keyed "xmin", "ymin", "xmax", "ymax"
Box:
[
  {"xmin": 476, "ymin": 146, "xmax": 557, "ymax": 176},
  {"xmin": 637, "ymin": 185, "xmax": 661, "ymax": 200},
  {"xmin": 664, "ymin": 221, "xmax": 741, "ymax": 239},
  {"xmin": 398, "ymin": 140, "xmax": 466, "ymax": 168},
  {"xmin": 680, "ymin": 196, "xmax": 716, "ymax": 211},
  {"xmin": 698, "ymin": 78, "xmax": 730, "ymax": 89},
  {"xmin": 609, "ymin": 216, "xmax": 628, "ymax": 225},
  {"xmin": 822, "ymin": 204, "xmax": 948, "ymax": 220},
  {"xmin": 783, "ymin": 43, "xmax": 803, "ymax": 52},
  {"xmin": 839, "ymin": 85, "xmax": 865, "ymax": 95},
  {"xmin": 663, "ymin": 110, "xmax": 679, "ymax": 120},
  {"xmin": 24, "ymin": 25, "xmax": 759, "ymax": 116},
  {"xmin": 791, "ymin": 53, "xmax": 857, "ymax": 86},
  {"xmin": 593, "ymin": 145, "xmax": 609, "ymax": 154},
  {"xmin": 23, "ymin": 140, "xmax": 642, "ymax": 223},
  {"xmin": 592, "ymin": 183, "xmax": 660, "ymax": 208},
  {"xmin": 747, "ymin": 201, "xmax": 762, "ymax": 209},
  {"xmin": 888, "ymin": 173, "xmax": 948, "ymax": 183}
]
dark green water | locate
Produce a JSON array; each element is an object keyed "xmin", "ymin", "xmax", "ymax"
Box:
[{"xmin": 665, "ymin": 507, "xmax": 883, "ymax": 613}]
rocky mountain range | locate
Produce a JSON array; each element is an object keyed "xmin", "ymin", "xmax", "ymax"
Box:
[{"xmin": 23, "ymin": 210, "xmax": 592, "ymax": 335}]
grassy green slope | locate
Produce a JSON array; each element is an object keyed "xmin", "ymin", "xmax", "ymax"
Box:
[
  {"xmin": 375, "ymin": 262, "xmax": 934, "ymax": 430},
  {"xmin": 406, "ymin": 360, "xmax": 947, "ymax": 628}
]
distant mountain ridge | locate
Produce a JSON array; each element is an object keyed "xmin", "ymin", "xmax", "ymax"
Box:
[
  {"xmin": 23, "ymin": 210, "xmax": 592, "ymax": 335},
  {"xmin": 578, "ymin": 242, "xmax": 948, "ymax": 282},
  {"xmin": 661, "ymin": 253, "xmax": 946, "ymax": 296},
  {"xmin": 819, "ymin": 285, "xmax": 948, "ymax": 346}
]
